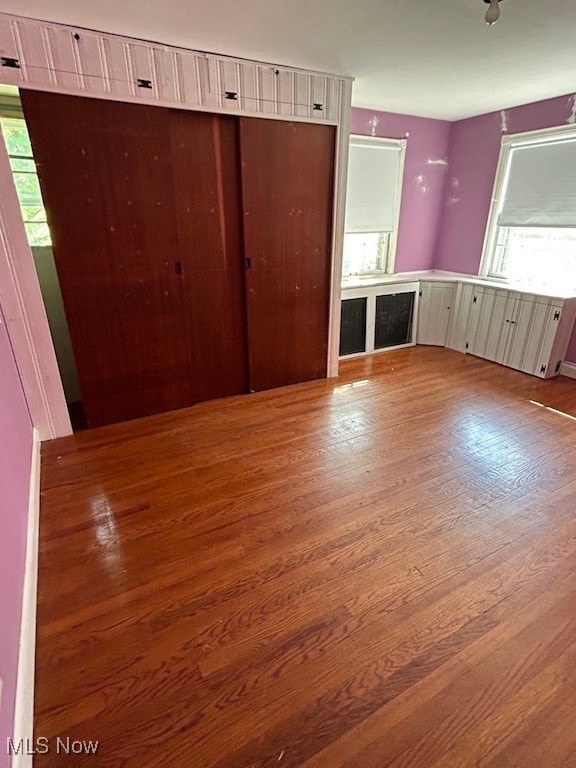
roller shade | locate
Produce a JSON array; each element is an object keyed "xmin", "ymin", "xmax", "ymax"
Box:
[
  {"xmin": 499, "ymin": 138, "xmax": 576, "ymax": 228},
  {"xmin": 345, "ymin": 139, "xmax": 403, "ymax": 233}
]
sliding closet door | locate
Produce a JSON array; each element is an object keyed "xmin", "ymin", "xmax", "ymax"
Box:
[
  {"xmin": 21, "ymin": 91, "xmax": 192, "ymax": 426},
  {"xmin": 169, "ymin": 112, "xmax": 248, "ymax": 403},
  {"xmin": 240, "ymin": 118, "xmax": 336, "ymax": 391},
  {"xmin": 21, "ymin": 91, "xmax": 248, "ymax": 426}
]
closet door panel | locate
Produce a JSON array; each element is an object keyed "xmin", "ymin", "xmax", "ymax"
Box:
[
  {"xmin": 169, "ymin": 112, "xmax": 249, "ymax": 402},
  {"xmin": 240, "ymin": 118, "xmax": 335, "ymax": 391},
  {"xmin": 20, "ymin": 92, "xmax": 191, "ymax": 426}
]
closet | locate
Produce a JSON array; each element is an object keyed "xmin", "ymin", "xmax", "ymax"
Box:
[
  {"xmin": 240, "ymin": 118, "xmax": 334, "ymax": 390},
  {"xmin": 20, "ymin": 91, "xmax": 335, "ymax": 427}
]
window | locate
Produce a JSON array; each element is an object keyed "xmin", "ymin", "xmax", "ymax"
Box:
[
  {"xmin": 343, "ymin": 136, "xmax": 405, "ymax": 278},
  {"xmin": 481, "ymin": 127, "xmax": 576, "ymax": 289},
  {"xmin": 1, "ymin": 116, "xmax": 51, "ymax": 247}
]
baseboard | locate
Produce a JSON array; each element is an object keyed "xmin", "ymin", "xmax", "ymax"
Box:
[
  {"xmin": 560, "ymin": 361, "xmax": 576, "ymax": 380},
  {"xmin": 12, "ymin": 429, "xmax": 40, "ymax": 768}
]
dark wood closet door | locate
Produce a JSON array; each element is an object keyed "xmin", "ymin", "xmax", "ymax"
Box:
[
  {"xmin": 169, "ymin": 111, "xmax": 248, "ymax": 403},
  {"xmin": 21, "ymin": 91, "xmax": 248, "ymax": 427},
  {"xmin": 21, "ymin": 91, "xmax": 190, "ymax": 427},
  {"xmin": 239, "ymin": 118, "xmax": 336, "ymax": 391}
]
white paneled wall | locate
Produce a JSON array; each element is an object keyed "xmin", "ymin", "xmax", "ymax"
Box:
[{"xmin": 0, "ymin": 12, "xmax": 349, "ymax": 123}]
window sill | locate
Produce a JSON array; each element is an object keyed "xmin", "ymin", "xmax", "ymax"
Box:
[
  {"xmin": 479, "ymin": 273, "xmax": 576, "ymax": 297},
  {"xmin": 341, "ymin": 270, "xmax": 576, "ymax": 300}
]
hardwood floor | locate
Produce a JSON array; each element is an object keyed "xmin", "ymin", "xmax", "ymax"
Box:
[{"xmin": 37, "ymin": 347, "xmax": 576, "ymax": 767}]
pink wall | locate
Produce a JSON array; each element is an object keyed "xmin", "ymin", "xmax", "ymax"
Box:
[
  {"xmin": 434, "ymin": 92, "xmax": 576, "ymax": 362},
  {"xmin": 0, "ymin": 307, "xmax": 33, "ymax": 766},
  {"xmin": 351, "ymin": 107, "xmax": 451, "ymax": 272}
]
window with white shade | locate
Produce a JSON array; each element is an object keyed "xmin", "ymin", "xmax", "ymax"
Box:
[
  {"xmin": 343, "ymin": 136, "xmax": 406, "ymax": 278},
  {"xmin": 481, "ymin": 127, "xmax": 576, "ymax": 289}
]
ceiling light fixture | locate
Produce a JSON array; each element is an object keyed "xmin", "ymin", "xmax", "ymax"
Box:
[{"xmin": 484, "ymin": 0, "xmax": 503, "ymax": 25}]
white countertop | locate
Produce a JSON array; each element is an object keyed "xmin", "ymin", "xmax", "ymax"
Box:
[{"xmin": 341, "ymin": 270, "xmax": 576, "ymax": 300}]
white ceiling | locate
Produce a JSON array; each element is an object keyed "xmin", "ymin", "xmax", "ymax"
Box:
[{"xmin": 1, "ymin": 0, "xmax": 575, "ymax": 120}]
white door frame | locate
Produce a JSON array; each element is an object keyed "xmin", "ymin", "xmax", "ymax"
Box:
[{"xmin": 0, "ymin": 125, "xmax": 71, "ymax": 440}]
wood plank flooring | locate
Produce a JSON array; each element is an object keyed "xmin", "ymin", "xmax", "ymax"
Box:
[{"xmin": 37, "ymin": 347, "xmax": 576, "ymax": 767}]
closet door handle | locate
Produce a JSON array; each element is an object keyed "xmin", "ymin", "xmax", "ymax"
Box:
[
  {"xmin": 245, "ymin": 257, "xmax": 252, "ymax": 270},
  {"xmin": 175, "ymin": 261, "xmax": 182, "ymax": 275}
]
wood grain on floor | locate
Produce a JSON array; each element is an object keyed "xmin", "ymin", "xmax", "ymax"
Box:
[{"xmin": 37, "ymin": 347, "xmax": 576, "ymax": 767}]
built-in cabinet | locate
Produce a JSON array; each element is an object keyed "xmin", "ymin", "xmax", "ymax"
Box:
[
  {"xmin": 446, "ymin": 283, "xmax": 576, "ymax": 379},
  {"xmin": 342, "ymin": 275, "xmax": 576, "ymax": 380}
]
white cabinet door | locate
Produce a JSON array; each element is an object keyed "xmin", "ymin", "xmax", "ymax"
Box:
[
  {"xmin": 417, "ymin": 281, "xmax": 454, "ymax": 346},
  {"xmin": 545, "ymin": 298, "xmax": 576, "ymax": 378},
  {"xmin": 503, "ymin": 297, "xmax": 563, "ymax": 377},
  {"xmin": 523, "ymin": 302, "xmax": 560, "ymax": 377},
  {"xmin": 467, "ymin": 287, "xmax": 513, "ymax": 363},
  {"xmin": 463, "ymin": 286, "xmax": 485, "ymax": 356},
  {"xmin": 446, "ymin": 282, "xmax": 476, "ymax": 353}
]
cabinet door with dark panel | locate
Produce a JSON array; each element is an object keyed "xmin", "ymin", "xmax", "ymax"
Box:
[
  {"xmin": 340, "ymin": 297, "xmax": 367, "ymax": 356},
  {"xmin": 374, "ymin": 292, "xmax": 415, "ymax": 349},
  {"xmin": 239, "ymin": 118, "xmax": 336, "ymax": 391}
]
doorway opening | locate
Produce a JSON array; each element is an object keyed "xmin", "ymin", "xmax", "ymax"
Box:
[{"xmin": 0, "ymin": 84, "xmax": 85, "ymax": 429}]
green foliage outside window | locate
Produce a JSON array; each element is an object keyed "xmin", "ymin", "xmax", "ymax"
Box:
[{"xmin": 1, "ymin": 117, "xmax": 51, "ymax": 247}]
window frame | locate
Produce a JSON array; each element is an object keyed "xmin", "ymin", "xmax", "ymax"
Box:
[
  {"xmin": 479, "ymin": 123, "xmax": 576, "ymax": 282},
  {"xmin": 344, "ymin": 134, "xmax": 407, "ymax": 278},
  {"xmin": 342, "ymin": 231, "xmax": 392, "ymax": 278},
  {"xmin": 0, "ymin": 114, "xmax": 51, "ymax": 247}
]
